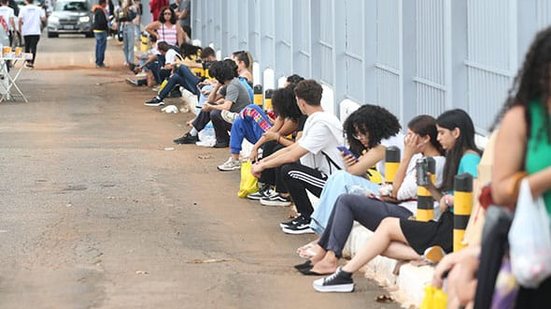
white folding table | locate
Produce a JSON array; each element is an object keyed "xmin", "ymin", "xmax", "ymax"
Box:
[{"xmin": 0, "ymin": 53, "xmax": 32, "ymax": 103}]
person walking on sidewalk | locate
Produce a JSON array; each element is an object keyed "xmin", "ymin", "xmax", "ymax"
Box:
[
  {"xmin": 17, "ymin": 0, "xmax": 45, "ymax": 68},
  {"xmin": 92, "ymin": 0, "xmax": 109, "ymax": 68}
]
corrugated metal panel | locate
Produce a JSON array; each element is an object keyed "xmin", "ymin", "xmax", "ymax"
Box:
[
  {"xmin": 343, "ymin": 0, "xmax": 364, "ymax": 102},
  {"xmin": 375, "ymin": 0, "xmax": 401, "ymax": 117},
  {"xmin": 248, "ymin": 0, "xmax": 261, "ymax": 62},
  {"xmin": 260, "ymin": 0, "xmax": 275, "ymax": 72},
  {"xmin": 318, "ymin": 0, "xmax": 334, "ymax": 85},
  {"xmin": 292, "ymin": 0, "xmax": 311, "ymax": 78},
  {"xmin": 237, "ymin": 0, "xmax": 249, "ymax": 50},
  {"xmin": 466, "ymin": 0, "xmax": 515, "ymax": 131},
  {"xmin": 537, "ymin": 0, "xmax": 551, "ymax": 30},
  {"xmin": 414, "ymin": 0, "xmax": 447, "ymax": 117},
  {"xmin": 275, "ymin": 0, "xmax": 293, "ymax": 79}
]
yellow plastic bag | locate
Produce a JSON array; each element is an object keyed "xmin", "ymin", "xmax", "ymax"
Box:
[
  {"xmin": 366, "ymin": 167, "xmax": 383, "ymax": 185},
  {"xmin": 420, "ymin": 285, "xmax": 448, "ymax": 309},
  {"xmin": 238, "ymin": 160, "xmax": 258, "ymax": 198}
]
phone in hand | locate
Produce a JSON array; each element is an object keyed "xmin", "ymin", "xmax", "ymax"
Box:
[{"xmin": 337, "ymin": 146, "xmax": 358, "ymax": 158}]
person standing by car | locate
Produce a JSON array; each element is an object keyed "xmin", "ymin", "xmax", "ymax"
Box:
[
  {"xmin": 92, "ymin": 0, "xmax": 108, "ymax": 68},
  {"xmin": 18, "ymin": 0, "xmax": 46, "ymax": 68}
]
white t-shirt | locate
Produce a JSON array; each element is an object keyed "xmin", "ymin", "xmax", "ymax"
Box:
[
  {"xmin": 398, "ymin": 155, "xmax": 446, "ymax": 214},
  {"xmin": 164, "ymin": 48, "xmax": 179, "ymax": 65},
  {"xmin": 298, "ymin": 111, "xmax": 344, "ymax": 175},
  {"xmin": 0, "ymin": 6, "xmax": 15, "ymax": 31},
  {"xmin": 19, "ymin": 4, "xmax": 45, "ymax": 36}
]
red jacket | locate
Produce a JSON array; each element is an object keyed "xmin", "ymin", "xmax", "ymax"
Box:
[{"xmin": 149, "ymin": 0, "xmax": 168, "ymax": 21}]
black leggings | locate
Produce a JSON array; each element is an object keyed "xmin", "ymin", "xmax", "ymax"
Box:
[{"xmin": 24, "ymin": 35, "xmax": 40, "ymax": 64}]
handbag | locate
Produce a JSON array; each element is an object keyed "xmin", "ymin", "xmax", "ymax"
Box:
[
  {"xmin": 508, "ymin": 178, "xmax": 551, "ymax": 288},
  {"xmin": 237, "ymin": 160, "xmax": 258, "ymax": 198},
  {"xmin": 420, "ymin": 285, "xmax": 447, "ymax": 309}
]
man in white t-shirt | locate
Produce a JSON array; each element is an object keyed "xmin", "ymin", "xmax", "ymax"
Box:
[
  {"xmin": 18, "ymin": 0, "xmax": 45, "ymax": 68},
  {"xmin": 251, "ymin": 80, "xmax": 344, "ymax": 234},
  {"xmin": 0, "ymin": 0, "xmax": 15, "ymax": 46}
]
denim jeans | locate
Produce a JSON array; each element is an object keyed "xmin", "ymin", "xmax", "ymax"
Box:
[
  {"xmin": 122, "ymin": 24, "xmax": 135, "ymax": 65},
  {"xmin": 94, "ymin": 31, "xmax": 107, "ymax": 66},
  {"xmin": 158, "ymin": 65, "xmax": 201, "ymax": 99}
]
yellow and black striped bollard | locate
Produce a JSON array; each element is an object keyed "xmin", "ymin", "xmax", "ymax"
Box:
[
  {"xmin": 264, "ymin": 89, "xmax": 274, "ymax": 111},
  {"xmin": 384, "ymin": 146, "xmax": 400, "ymax": 184},
  {"xmin": 416, "ymin": 157, "xmax": 436, "ymax": 221},
  {"xmin": 453, "ymin": 173, "xmax": 473, "ymax": 252},
  {"xmin": 254, "ymin": 85, "xmax": 263, "ymax": 106}
]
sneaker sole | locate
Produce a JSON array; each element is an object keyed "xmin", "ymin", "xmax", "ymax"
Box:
[
  {"xmin": 217, "ymin": 166, "xmax": 241, "ymax": 171},
  {"xmin": 144, "ymin": 103, "xmax": 165, "ymax": 107},
  {"xmin": 312, "ymin": 281, "xmax": 354, "ymax": 293},
  {"xmin": 281, "ymin": 226, "xmax": 314, "ymax": 235},
  {"xmin": 260, "ymin": 199, "xmax": 291, "ymax": 207}
]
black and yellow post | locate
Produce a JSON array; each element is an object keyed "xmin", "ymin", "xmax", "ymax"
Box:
[
  {"xmin": 453, "ymin": 173, "xmax": 473, "ymax": 252},
  {"xmin": 140, "ymin": 33, "xmax": 149, "ymax": 52},
  {"xmin": 264, "ymin": 89, "xmax": 274, "ymax": 110},
  {"xmin": 384, "ymin": 146, "xmax": 400, "ymax": 184},
  {"xmin": 254, "ymin": 85, "xmax": 263, "ymax": 106},
  {"xmin": 416, "ymin": 157, "xmax": 436, "ymax": 222}
]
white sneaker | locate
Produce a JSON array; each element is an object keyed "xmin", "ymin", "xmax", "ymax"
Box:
[
  {"xmin": 221, "ymin": 110, "xmax": 238, "ymax": 123},
  {"xmin": 217, "ymin": 157, "xmax": 241, "ymax": 171}
]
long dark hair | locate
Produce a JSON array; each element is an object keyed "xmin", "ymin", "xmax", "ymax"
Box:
[
  {"xmin": 271, "ymin": 86, "xmax": 302, "ymax": 121},
  {"xmin": 408, "ymin": 115, "xmax": 444, "ymax": 155},
  {"xmin": 437, "ymin": 109, "xmax": 482, "ymax": 191},
  {"xmin": 179, "ymin": 42, "xmax": 202, "ymax": 60},
  {"xmin": 343, "ymin": 105, "xmax": 401, "ymax": 155},
  {"xmin": 492, "ymin": 26, "xmax": 551, "ymax": 143}
]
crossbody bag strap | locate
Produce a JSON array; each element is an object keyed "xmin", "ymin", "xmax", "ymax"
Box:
[{"xmin": 321, "ymin": 151, "xmax": 342, "ymax": 174}]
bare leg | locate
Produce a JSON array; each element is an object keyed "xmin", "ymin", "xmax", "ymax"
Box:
[
  {"xmin": 342, "ymin": 217, "xmax": 409, "ymax": 273},
  {"xmin": 310, "ymin": 251, "xmax": 339, "ymax": 274},
  {"xmin": 308, "ymin": 244, "xmax": 326, "ymax": 264},
  {"xmin": 381, "ymin": 242, "xmax": 422, "ymax": 261}
]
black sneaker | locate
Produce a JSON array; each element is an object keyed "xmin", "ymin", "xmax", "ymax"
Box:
[
  {"xmin": 213, "ymin": 141, "xmax": 229, "ymax": 148},
  {"xmin": 312, "ymin": 267, "xmax": 355, "ymax": 293},
  {"xmin": 173, "ymin": 133, "xmax": 198, "ymax": 144},
  {"xmin": 281, "ymin": 216, "xmax": 314, "ymax": 234},
  {"xmin": 247, "ymin": 187, "xmax": 273, "ymax": 200},
  {"xmin": 145, "ymin": 97, "xmax": 164, "ymax": 107},
  {"xmin": 279, "ymin": 216, "xmax": 301, "ymax": 228}
]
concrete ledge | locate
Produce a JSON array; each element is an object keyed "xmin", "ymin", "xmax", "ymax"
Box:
[{"xmin": 344, "ymin": 223, "xmax": 434, "ymax": 308}]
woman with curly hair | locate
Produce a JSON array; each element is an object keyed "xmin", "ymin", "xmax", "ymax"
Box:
[
  {"xmin": 305, "ymin": 105, "xmax": 402, "ymax": 234},
  {"xmin": 310, "ymin": 109, "xmax": 481, "ymax": 292}
]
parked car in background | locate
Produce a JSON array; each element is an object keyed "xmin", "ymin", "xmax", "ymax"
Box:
[{"xmin": 47, "ymin": 0, "xmax": 93, "ymax": 38}]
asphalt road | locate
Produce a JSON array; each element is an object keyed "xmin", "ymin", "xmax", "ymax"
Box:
[{"xmin": 0, "ymin": 34, "xmax": 399, "ymax": 308}]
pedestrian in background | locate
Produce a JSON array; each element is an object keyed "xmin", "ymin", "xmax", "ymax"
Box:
[
  {"xmin": 117, "ymin": 0, "xmax": 137, "ymax": 69},
  {"xmin": 18, "ymin": 0, "xmax": 45, "ymax": 68},
  {"xmin": 149, "ymin": 0, "xmax": 167, "ymax": 22},
  {"xmin": 92, "ymin": 0, "xmax": 109, "ymax": 68}
]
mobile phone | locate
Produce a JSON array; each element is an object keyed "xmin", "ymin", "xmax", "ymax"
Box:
[{"xmin": 337, "ymin": 146, "xmax": 357, "ymax": 158}]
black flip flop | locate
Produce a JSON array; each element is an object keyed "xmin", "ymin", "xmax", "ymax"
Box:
[
  {"xmin": 293, "ymin": 260, "xmax": 312, "ymax": 271},
  {"xmin": 298, "ymin": 268, "xmax": 329, "ymax": 276}
]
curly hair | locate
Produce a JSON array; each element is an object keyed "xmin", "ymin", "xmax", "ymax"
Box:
[
  {"xmin": 209, "ymin": 60, "xmax": 238, "ymax": 84},
  {"xmin": 492, "ymin": 26, "xmax": 551, "ymax": 143},
  {"xmin": 343, "ymin": 104, "xmax": 401, "ymax": 154},
  {"xmin": 158, "ymin": 6, "xmax": 176, "ymax": 24},
  {"xmin": 437, "ymin": 109, "xmax": 482, "ymax": 191},
  {"xmin": 271, "ymin": 86, "xmax": 302, "ymax": 121}
]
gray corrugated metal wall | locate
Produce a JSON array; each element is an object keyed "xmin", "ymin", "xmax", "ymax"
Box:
[{"xmin": 189, "ymin": 0, "xmax": 551, "ymax": 132}]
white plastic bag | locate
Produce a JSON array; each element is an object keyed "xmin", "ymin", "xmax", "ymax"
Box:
[{"xmin": 508, "ymin": 178, "xmax": 551, "ymax": 288}]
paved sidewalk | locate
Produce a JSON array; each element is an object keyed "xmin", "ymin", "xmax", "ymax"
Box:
[{"xmin": 0, "ymin": 35, "xmax": 399, "ymax": 308}]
